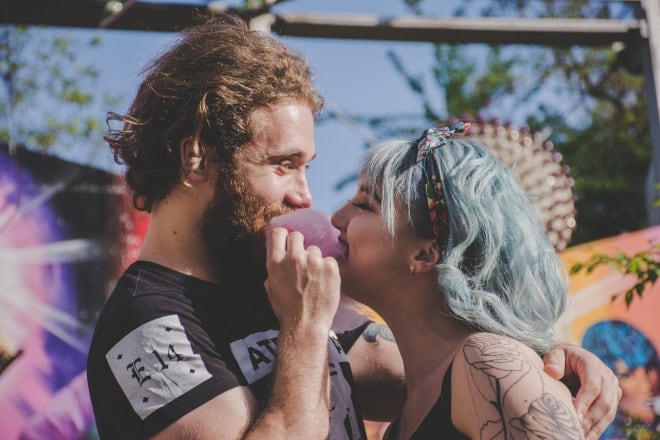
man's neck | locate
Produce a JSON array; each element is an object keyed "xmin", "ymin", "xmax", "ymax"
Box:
[{"xmin": 138, "ymin": 191, "xmax": 220, "ymax": 283}]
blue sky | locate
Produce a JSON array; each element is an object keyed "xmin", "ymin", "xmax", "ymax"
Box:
[{"xmin": 41, "ymin": 0, "xmax": 454, "ymax": 216}]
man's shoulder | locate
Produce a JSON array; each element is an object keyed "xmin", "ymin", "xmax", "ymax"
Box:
[
  {"xmin": 86, "ymin": 262, "xmax": 247, "ymax": 438},
  {"xmin": 100, "ymin": 260, "xmax": 219, "ymax": 319},
  {"xmin": 89, "ymin": 262, "xmax": 213, "ymax": 360},
  {"xmin": 115, "ymin": 260, "xmax": 212, "ymax": 296}
]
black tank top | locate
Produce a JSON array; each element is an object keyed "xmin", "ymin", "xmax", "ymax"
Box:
[{"xmin": 386, "ymin": 365, "xmax": 469, "ymax": 439}]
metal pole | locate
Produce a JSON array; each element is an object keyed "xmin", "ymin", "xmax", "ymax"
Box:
[{"xmin": 641, "ymin": 0, "xmax": 660, "ymax": 224}]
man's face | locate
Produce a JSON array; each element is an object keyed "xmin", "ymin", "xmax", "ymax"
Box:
[
  {"xmin": 201, "ymin": 100, "xmax": 316, "ymax": 277},
  {"xmin": 236, "ymin": 100, "xmax": 316, "ymax": 212}
]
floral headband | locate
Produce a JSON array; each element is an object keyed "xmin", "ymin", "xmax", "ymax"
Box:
[{"xmin": 415, "ymin": 121, "xmax": 471, "ymax": 241}]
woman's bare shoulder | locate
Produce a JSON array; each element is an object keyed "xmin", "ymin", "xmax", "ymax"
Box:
[{"xmin": 451, "ymin": 332, "xmax": 583, "ymax": 439}]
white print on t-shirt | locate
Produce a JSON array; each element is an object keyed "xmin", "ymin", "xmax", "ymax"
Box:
[
  {"xmin": 230, "ymin": 330, "xmax": 363, "ymax": 440},
  {"xmin": 105, "ymin": 314, "xmax": 212, "ymax": 420},
  {"xmin": 229, "ymin": 329, "xmax": 280, "ymax": 384}
]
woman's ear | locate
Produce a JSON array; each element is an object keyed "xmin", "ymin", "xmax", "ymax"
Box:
[
  {"xmin": 179, "ymin": 137, "xmax": 210, "ymax": 186},
  {"xmin": 411, "ymin": 239, "xmax": 441, "ymax": 275}
]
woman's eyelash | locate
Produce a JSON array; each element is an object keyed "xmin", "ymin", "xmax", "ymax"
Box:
[{"xmin": 352, "ymin": 201, "xmax": 372, "ymax": 210}]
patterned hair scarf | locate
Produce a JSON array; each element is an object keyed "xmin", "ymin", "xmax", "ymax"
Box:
[{"xmin": 415, "ymin": 121, "xmax": 471, "ymax": 241}]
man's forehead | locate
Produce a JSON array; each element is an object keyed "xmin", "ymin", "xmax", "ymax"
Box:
[
  {"xmin": 241, "ymin": 140, "xmax": 316, "ymax": 160},
  {"xmin": 242, "ymin": 107, "xmax": 315, "ymax": 163},
  {"xmin": 249, "ymin": 100, "xmax": 315, "ymax": 130}
]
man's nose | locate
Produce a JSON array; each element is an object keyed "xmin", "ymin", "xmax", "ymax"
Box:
[{"xmin": 286, "ymin": 175, "xmax": 312, "ymax": 208}]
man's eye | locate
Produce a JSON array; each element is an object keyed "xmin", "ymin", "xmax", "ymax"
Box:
[{"xmin": 277, "ymin": 160, "xmax": 294, "ymax": 169}]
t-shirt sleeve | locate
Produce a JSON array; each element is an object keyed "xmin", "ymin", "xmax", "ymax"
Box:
[
  {"xmin": 88, "ymin": 293, "xmax": 244, "ymax": 439},
  {"xmin": 336, "ymin": 320, "xmax": 373, "ymax": 353}
]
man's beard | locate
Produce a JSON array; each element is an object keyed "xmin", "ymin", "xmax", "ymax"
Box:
[{"xmin": 201, "ymin": 175, "xmax": 292, "ymax": 283}]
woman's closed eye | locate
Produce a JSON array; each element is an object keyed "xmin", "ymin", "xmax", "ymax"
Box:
[{"xmin": 351, "ymin": 200, "xmax": 374, "ymax": 211}]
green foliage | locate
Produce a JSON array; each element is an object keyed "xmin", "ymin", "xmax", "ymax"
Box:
[
  {"xmin": 621, "ymin": 417, "xmax": 660, "ymax": 439},
  {"xmin": 375, "ymin": 0, "xmax": 650, "ymax": 245},
  {"xmin": 570, "ymin": 243, "xmax": 660, "ymax": 307},
  {"xmin": 369, "ymin": 0, "xmax": 657, "ymax": 302},
  {"xmin": 0, "ymin": 26, "xmax": 119, "ymax": 153}
]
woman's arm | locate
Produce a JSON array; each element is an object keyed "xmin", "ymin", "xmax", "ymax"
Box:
[{"xmin": 452, "ymin": 333, "xmax": 584, "ymax": 440}]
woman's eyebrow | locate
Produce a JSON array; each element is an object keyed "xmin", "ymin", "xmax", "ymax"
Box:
[{"xmin": 358, "ymin": 184, "xmax": 382, "ymax": 204}]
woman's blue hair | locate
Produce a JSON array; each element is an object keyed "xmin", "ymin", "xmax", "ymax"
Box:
[{"xmin": 361, "ymin": 137, "xmax": 567, "ymax": 353}]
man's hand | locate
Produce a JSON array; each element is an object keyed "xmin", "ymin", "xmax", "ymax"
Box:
[
  {"xmin": 543, "ymin": 343, "xmax": 622, "ymax": 440},
  {"xmin": 265, "ymin": 227, "xmax": 341, "ymax": 334}
]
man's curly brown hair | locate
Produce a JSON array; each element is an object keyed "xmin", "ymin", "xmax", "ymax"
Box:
[{"xmin": 105, "ymin": 14, "xmax": 323, "ymax": 212}]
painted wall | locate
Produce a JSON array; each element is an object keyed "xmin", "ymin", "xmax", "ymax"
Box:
[
  {"xmin": 558, "ymin": 226, "xmax": 660, "ymax": 438},
  {"xmin": 0, "ymin": 144, "xmax": 148, "ymax": 439}
]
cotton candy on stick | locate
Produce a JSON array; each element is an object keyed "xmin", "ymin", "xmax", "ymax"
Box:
[{"xmin": 267, "ymin": 208, "xmax": 346, "ymax": 259}]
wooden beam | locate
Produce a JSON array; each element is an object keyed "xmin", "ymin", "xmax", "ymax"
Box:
[
  {"xmin": 273, "ymin": 13, "xmax": 641, "ymax": 46},
  {"xmin": 0, "ymin": 2, "xmax": 642, "ymax": 47},
  {"xmin": 0, "ymin": 0, "xmax": 203, "ymax": 31}
]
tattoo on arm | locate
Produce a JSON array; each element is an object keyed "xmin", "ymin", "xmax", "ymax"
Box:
[
  {"xmin": 463, "ymin": 334, "xmax": 581, "ymax": 439},
  {"xmin": 362, "ymin": 322, "xmax": 395, "ymax": 344},
  {"xmin": 511, "ymin": 393, "xmax": 581, "ymax": 438}
]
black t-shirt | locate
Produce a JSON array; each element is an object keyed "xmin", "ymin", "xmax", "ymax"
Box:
[{"xmin": 87, "ymin": 261, "xmax": 366, "ymax": 439}]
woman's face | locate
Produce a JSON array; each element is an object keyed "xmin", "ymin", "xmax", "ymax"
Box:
[{"xmin": 331, "ymin": 174, "xmax": 419, "ymax": 307}]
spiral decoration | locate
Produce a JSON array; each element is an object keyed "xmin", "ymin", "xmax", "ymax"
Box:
[{"xmin": 468, "ymin": 120, "xmax": 577, "ymax": 251}]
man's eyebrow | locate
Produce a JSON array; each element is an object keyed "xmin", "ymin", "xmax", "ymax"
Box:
[{"xmin": 267, "ymin": 151, "xmax": 316, "ymax": 162}]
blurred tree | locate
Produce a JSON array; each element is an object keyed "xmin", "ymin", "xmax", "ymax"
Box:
[
  {"xmin": 0, "ymin": 26, "xmax": 119, "ymax": 155},
  {"xmin": 357, "ymin": 0, "xmax": 651, "ymax": 246}
]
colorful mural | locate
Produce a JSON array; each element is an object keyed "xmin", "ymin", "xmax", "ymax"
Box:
[
  {"xmin": 0, "ymin": 144, "xmax": 148, "ymax": 439},
  {"xmin": 558, "ymin": 226, "xmax": 660, "ymax": 438}
]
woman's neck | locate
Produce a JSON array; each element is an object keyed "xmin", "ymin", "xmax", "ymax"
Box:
[
  {"xmin": 376, "ymin": 285, "xmax": 472, "ymax": 440},
  {"xmin": 385, "ymin": 304, "xmax": 471, "ymax": 391}
]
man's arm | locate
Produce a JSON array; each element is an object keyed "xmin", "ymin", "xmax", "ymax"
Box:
[
  {"xmin": 346, "ymin": 322, "xmax": 406, "ymax": 421},
  {"xmin": 151, "ymin": 387, "xmax": 258, "ymax": 439},
  {"xmin": 152, "ymin": 324, "xmax": 332, "ymax": 440},
  {"xmin": 154, "ymin": 331, "xmax": 331, "ymax": 440},
  {"xmin": 155, "ymin": 228, "xmax": 338, "ymax": 439},
  {"xmin": 258, "ymin": 228, "xmax": 339, "ymax": 438}
]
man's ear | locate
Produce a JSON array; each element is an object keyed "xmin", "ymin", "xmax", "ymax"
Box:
[
  {"xmin": 179, "ymin": 137, "xmax": 210, "ymax": 186},
  {"xmin": 411, "ymin": 239, "xmax": 441, "ymax": 275}
]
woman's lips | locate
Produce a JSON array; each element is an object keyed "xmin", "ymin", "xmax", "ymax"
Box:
[{"xmin": 338, "ymin": 237, "xmax": 349, "ymax": 260}]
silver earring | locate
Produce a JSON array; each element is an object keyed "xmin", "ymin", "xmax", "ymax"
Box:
[{"xmin": 409, "ymin": 265, "xmax": 415, "ymax": 276}]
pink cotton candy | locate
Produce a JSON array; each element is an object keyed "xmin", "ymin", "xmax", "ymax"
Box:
[{"xmin": 268, "ymin": 209, "xmax": 346, "ymax": 259}]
